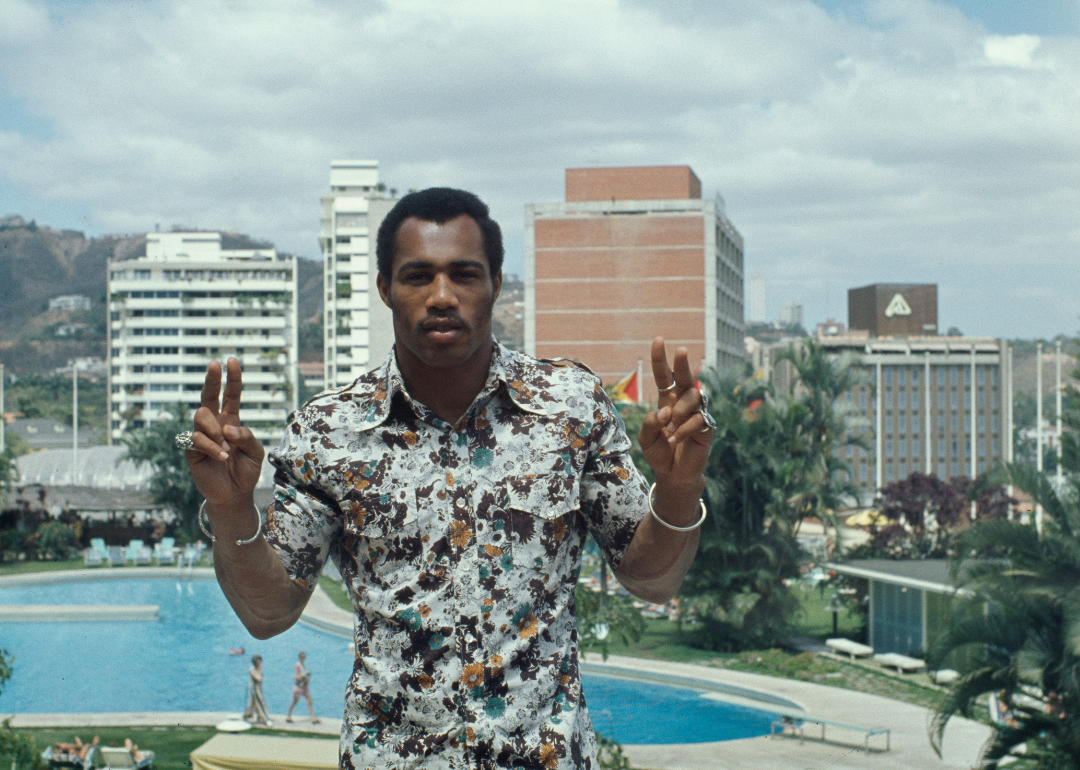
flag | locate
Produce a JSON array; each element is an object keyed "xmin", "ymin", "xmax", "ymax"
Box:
[{"xmin": 610, "ymin": 368, "xmax": 639, "ymax": 405}]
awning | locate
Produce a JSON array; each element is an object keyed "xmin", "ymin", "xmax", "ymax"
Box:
[{"xmin": 189, "ymin": 734, "xmax": 339, "ymax": 770}]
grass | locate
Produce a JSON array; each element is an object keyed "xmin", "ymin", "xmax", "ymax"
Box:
[{"xmin": 5, "ymin": 725, "xmax": 334, "ymax": 770}]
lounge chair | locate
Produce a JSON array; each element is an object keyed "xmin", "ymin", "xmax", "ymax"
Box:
[
  {"xmin": 90, "ymin": 538, "xmax": 110, "ymax": 561},
  {"xmin": 107, "ymin": 546, "xmax": 126, "ymax": 567},
  {"xmin": 125, "ymin": 540, "xmax": 145, "ymax": 565},
  {"xmin": 153, "ymin": 537, "xmax": 176, "ymax": 565},
  {"xmin": 41, "ymin": 744, "xmax": 98, "ymax": 769},
  {"xmin": 84, "ymin": 547, "xmax": 104, "ymax": 566},
  {"xmin": 99, "ymin": 745, "xmax": 155, "ymax": 769},
  {"xmin": 873, "ymin": 652, "xmax": 926, "ymax": 673},
  {"xmin": 825, "ymin": 638, "xmax": 874, "ymax": 660}
]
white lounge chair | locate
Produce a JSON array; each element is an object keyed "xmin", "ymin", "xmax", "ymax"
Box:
[
  {"xmin": 99, "ymin": 745, "xmax": 155, "ymax": 769},
  {"xmin": 874, "ymin": 652, "xmax": 926, "ymax": 673},
  {"xmin": 825, "ymin": 638, "xmax": 874, "ymax": 660},
  {"xmin": 84, "ymin": 547, "xmax": 104, "ymax": 566}
]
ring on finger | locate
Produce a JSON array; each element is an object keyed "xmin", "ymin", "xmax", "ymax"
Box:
[
  {"xmin": 697, "ymin": 391, "xmax": 716, "ymax": 432},
  {"xmin": 175, "ymin": 431, "xmax": 195, "ymax": 450},
  {"xmin": 657, "ymin": 381, "xmax": 677, "ymax": 393}
]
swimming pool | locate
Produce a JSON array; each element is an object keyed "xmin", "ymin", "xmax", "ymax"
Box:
[{"xmin": 0, "ymin": 575, "xmax": 778, "ymax": 744}]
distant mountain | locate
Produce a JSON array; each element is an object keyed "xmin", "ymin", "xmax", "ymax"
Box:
[{"xmin": 0, "ymin": 215, "xmax": 323, "ymax": 373}]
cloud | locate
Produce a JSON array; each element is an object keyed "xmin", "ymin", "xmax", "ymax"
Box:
[{"xmin": 0, "ymin": 0, "xmax": 1078, "ymax": 339}]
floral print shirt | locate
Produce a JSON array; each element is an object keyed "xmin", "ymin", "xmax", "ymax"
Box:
[{"xmin": 265, "ymin": 341, "xmax": 650, "ymax": 769}]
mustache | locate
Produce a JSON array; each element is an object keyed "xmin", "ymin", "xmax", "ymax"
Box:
[{"xmin": 416, "ymin": 311, "xmax": 469, "ymax": 334}]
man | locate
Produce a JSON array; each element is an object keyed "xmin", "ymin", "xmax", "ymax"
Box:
[{"xmin": 179, "ymin": 188, "xmax": 712, "ymax": 769}]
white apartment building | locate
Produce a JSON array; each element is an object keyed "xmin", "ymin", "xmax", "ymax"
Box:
[
  {"xmin": 107, "ymin": 232, "xmax": 298, "ymax": 446},
  {"xmin": 319, "ymin": 160, "xmax": 398, "ymax": 388}
]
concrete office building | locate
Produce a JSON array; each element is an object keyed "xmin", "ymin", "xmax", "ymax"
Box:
[
  {"xmin": 107, "ymin": 232, "xmax": 298, "ymax": 446},
  {"xmin": 319, "ymin": 160, "xmax": 398, "ymax": 388},
  {"xmin": 525, "ymin": 166, "xmax": 745, "ymax": 391},
  {"xmin": 763, "ymin": 334, "xmax": 1011, "ymax": 503}
]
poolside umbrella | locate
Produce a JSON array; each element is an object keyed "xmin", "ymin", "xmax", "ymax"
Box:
[{"xmin": 844, "ymin": 509, "xmax": 890, "ymax": 528}]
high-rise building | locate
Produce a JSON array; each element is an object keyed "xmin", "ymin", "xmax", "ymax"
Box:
[
  {"xmin": 525, "ymin": 166, "xmax": 745, "ymax": 391},
  {"xmin": 107, "ymin": 232, "xmax": 298, "ymax": 446},
  {"xmin": 777, "ymin": 300, "xmax": 803, "ymax": 328},
  {"xmin": 319, "ymin": 160, "xmax": 399, "ymax": 388}
]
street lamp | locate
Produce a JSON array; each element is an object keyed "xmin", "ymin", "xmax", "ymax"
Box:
[{"xmin": 825, "ymin": 592, "xmax": 845, "ymax": 636}]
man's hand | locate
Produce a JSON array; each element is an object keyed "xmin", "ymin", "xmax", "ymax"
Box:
[
  {"xmin": 186, "ymin": 357, "xmax": 264, "ymax": 509},
  {"xmin": 637, "ymin": 337, "xmax": 712, "ymax": 488}
]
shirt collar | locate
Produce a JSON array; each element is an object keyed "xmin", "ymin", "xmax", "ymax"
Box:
[{"xmin": 353, "ymin": 339, "xmax": 550, "ymax": 432}]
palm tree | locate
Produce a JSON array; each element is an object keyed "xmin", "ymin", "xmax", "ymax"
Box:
[
  {"xmin": 928, "ymin": 462, "xmax": 1080, "ymax": 768},
  {"xmin": 121, "ymin": 402, "xmax": 204, "ymax": 538},
  {"xmin": 681, "ymin": 343, "xmax": 868, "ymax": 650}
]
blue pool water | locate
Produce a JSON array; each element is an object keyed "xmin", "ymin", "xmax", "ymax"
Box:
[{"xmin": 0, "ymin": 576, "xmax": 778, "ymax": 744}]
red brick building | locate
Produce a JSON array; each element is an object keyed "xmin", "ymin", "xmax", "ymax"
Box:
[{"xmin": 525, "ymin": 166, "xmax": 745, "ymax": 397}]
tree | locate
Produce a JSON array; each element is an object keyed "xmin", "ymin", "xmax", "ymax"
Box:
[
  {"xmin": 850, "ymin": 473, "xmax": 1015, "ymax": 560},
  {"xmin": 680, "ymin": 341, "xmax": 869, "ymax": 650},
  {"xmin": 928, "ymin": 462, "xmax": 1080, "ymax": 768},
  {"xmin": 121, "ymin": 402, "xmax": 203, "ymax": 538}
]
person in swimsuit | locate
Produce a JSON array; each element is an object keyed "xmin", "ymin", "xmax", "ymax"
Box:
[{"xmin": 286, "ymin": 651, "xmax": 319, "ymax": 723}]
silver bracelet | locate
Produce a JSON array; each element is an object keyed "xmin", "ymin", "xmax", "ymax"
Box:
[
  {"xmin": 648, "ymin": 482, "xmax": 707, "ymax": 531},
  {"xmin": 198, "ymin": 499, "xmax": 263, "ymax": 545}
]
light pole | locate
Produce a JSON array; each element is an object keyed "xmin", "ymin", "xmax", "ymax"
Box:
[
  {"xmin": 72, "ymin": 359, "xmax": 79, "ymax": 486},
  {"xmin": 825, "ymin": 593, "xmax": 845, "ymax": 636}
]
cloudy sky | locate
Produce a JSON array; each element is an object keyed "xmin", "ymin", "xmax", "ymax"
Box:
[{"xmin": 2, "ymin": 0, "xmax": 1078, "ymax": 340}]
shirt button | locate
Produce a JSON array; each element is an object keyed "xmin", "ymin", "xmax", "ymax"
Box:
[{"xmin": 455, "ymin": 498, "xmax": 466, "ymax": 508}]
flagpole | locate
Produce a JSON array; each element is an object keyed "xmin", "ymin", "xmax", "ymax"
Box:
[{"xmin": 637, "ymin": 359, "xmax": 643, "ymax": 405}]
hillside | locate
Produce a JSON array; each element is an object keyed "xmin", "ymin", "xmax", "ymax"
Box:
[{"xmin": 0, "ymin": 215, "xmax": 323, "ymax": 374}]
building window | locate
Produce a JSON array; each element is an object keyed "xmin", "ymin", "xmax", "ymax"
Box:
[
  {"xmin": 911, "ymin": 414, "xmax": 919, "ymax": 434},
  {"xmin": 898, "ymin": 391, "xmax": 906, "ymax": 409},
  {"xmin": 978, "ymin": 368, "xmax": 985, "ymax": 386},
  {"xmin": 898, "ymin": 414, "xmax": 907, "ymax": 433},
  {"xmin": 978, "ymin": 390, "xmax": 985, "ymax": 407},
  {"xmin": 860, "ymin": 390, "xmax": 867, "ymax": 409},
  {"xmin": 937, "ymin": 368, "xmax": 945, "ymax": 386},
  {"xmin": 899, "ymin": 460, "xmax": 907, "ymax": 477},
  {"xmin": 938, "ymin": 413, "xmax": 945, "ymax": 431},
  {"xmin": 992, "ymin": 390, "xmax": 999, "ymax": 409},
  {"xmin": 860, "ymin": 464, "xmax": 868, "ymax": 482},
  {"xmin": 950, "ymin": 391, "xmax": 958, "ymax": 409},
  {"xmin": 884, "ymin": 368, "xmax": 893, "ymax": 386},
  {"xmin": 886, "ymin": 463, "xmax": 894, "ymax": 482},
  {"xmin": 951, "ymin": 414, "xmax": 959, "ymax": 431},
  {"xmin": 938, "ymin": 437, "xmax": 945, "ymax": 457},
  {"xmin": 885, "ymin": 439, "xmax": 893, "ymax": 457},
  {"xmin": 951, "ymin": 460, "xmax": 959, "ymax": 477},
  {"xmin": 951, "ymin": 439, "xmax": 959, "ymax": 455},
  {"xmin": 898, "ymin": 368, "xmax": 906, "ymax": 386},
  {"xmin": 886, "ymin": 416, "xmax": 893, "ymax": 434}
]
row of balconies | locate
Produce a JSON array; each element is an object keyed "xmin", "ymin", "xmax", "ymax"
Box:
[
  {"xmin": 111, "ymin": 278, "xmax": 293, "ymax": 292},
  {"xmin": 116, "ymin": 296, "xmax": 293, "ymax": 311},
  {"xmin": 112, "ymin": 316, "xmax": 288, "ymax": 330}
]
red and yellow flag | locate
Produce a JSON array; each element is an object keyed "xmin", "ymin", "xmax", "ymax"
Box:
[{"xmin": 610, "ymin": 369, "xmax": 639, "ymax": 405}]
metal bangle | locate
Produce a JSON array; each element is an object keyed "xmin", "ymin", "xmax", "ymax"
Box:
[
  {"xmin": 199, "ymin": 499, "xmax": 263, "ymax": 545},
  {"xmin": 648, "ymin": 482, "xmax": 707, "ymax": 531}
]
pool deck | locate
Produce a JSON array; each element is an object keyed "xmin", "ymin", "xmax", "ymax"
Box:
[{"xmin": 2, "ymin": 568, "xmax": 991, "ymax": 769}]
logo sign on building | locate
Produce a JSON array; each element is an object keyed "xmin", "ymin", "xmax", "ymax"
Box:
[{"xmin": 884, "ymin": 293, "xmax": 912, "ymax": 318}]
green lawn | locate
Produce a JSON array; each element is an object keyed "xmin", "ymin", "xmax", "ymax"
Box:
[{"xmin": 6, "ymin": 725, "xmax": 332, "ymax": 770}]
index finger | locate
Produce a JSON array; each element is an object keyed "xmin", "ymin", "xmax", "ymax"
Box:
[
  {"xmin": 651, "ymin": 336, "xmax": 674, "ymax": 393},
  {"xmin": 200, "ymin": 360, "xmax": 223, "ymax": 416},
  {"xmin": 221, "ymin": 357, "xmax": 244, "ymax": 417}
]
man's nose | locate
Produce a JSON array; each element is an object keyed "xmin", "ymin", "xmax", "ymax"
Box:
[{"xmin": 427, "ymin": 274, "xmax": 458, "ymax": 308}]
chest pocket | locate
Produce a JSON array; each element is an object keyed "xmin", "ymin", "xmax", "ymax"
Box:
[
  {"xmin": 505, "ymin": 473, "xmax": 580, "ymax": 574},
  {"xmin": 342, "ymin": 488, "xmax": 424, "ymax": 588}
]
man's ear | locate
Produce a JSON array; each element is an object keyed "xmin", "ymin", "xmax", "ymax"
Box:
[
  {"xmin": 376, "ymin": 272, "xmax": 391, "ymax": 309},
  {"xmin": 492, "ymin": 270, "xmax": 502, "ymax": 303}
]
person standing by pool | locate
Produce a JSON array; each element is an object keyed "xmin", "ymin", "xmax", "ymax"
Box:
[
  {"xmin": 286, "ymin": 651, "xmax": 319, "ymax": 724},
  {"xmin": 242, "ymin": 654, "xmax": 271, "ymax": 726},
  {"xmin": 177, "ymin": 187, "xmax": 713, "ymax": 769}
]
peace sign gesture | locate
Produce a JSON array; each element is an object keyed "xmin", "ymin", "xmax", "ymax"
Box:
[
  {"xmin": 183, "ymin": 357, "xmax": 264, "ymax": 510},
  {"xmin": 637, "ymin": 337, "xmax": 714, "ymax": 487}
]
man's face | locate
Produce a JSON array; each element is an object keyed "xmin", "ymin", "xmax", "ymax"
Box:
[{"xmin": 377, "ymin": 214, "xmax": 502, "ymax": 375}]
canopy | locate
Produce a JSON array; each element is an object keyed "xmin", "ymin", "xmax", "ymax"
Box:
[
  {"xmin": 189, "ymin": 734, "xmax": 339, "ymax": 770},
  {"xmin": 844, "ymin": 509, "xmax": 891, "ymax": 527}
]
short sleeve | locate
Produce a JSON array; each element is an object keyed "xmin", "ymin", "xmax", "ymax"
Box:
[
  {"xmin": 578, "ymin": 383, "xmax": 650, "ymax": 571},
  {"xmin": 264, "ymin": 412, "xmax": 343, "ymax": 593}
]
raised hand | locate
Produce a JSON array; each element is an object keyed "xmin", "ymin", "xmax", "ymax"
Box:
[
  {"xmin": 185, "ymin": 357, "xmax": 264, "ymax": 508},
  {"xmin": 637, "ymin": 337, "xmax": 713, "ymax": 487}
]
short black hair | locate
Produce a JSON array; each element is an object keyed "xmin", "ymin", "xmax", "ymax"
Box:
[{"xmin": 376, "ymin": 187, "xmax": 503, "ymax": 282}]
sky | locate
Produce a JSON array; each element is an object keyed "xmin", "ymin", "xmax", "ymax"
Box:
[{"xmin": 1, "ymin": 0, "xmax": 1079, "ymax": 340}]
